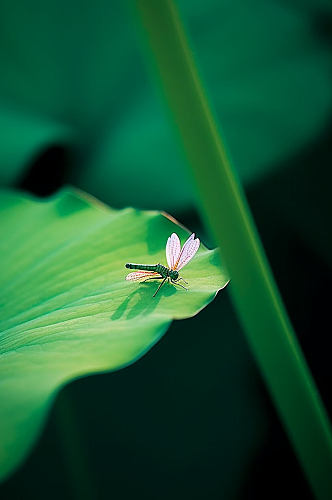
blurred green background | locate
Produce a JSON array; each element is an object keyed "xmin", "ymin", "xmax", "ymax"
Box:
[{"xmin": 0, "ymin": 0, "xmax": 331, "ymax": 498}]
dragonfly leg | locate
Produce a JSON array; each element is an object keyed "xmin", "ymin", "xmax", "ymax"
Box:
[
  {"xmin": 153, "ymin": 276, "xmax": 168, "ymax": 297},
  {"xmin": 142, "ymin": 276, "xmax": 163, "ymax": 282},
  {"xmin": 172, "ymin": 279, "xmax": 188, "ymax": 291},
  {"xmin": 177, "ymin": 277, "xmax": 188, "ymax": 285}
]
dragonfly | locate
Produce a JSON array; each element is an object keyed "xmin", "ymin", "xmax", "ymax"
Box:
[{"xmin": 125, "ymin": 232, "xmax": 200, "ymax": 297}]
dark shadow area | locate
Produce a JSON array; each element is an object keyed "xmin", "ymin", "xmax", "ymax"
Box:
[
  {"xmin": 17, "ymin": 145, "xmax": 71, "ymax": 197},
  {"xmin": 111, "ymin": 282, "xmax": 176, "ymax": 321}
]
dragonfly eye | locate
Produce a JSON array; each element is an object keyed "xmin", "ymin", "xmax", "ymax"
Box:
[{"xmin": 170, "ymin": 270, "xmax": 179, "ymax": 280}]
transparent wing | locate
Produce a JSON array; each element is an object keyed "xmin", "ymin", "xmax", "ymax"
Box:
[
  {"xmin": 175, "ymin": 233, "xmax": 200, "ymax": 271},
  {"xmin": 166, "ymin": 233, "xmax": 181, "ymax": 270},
  {"xmin": 126, "ymin": 271, "xmax": 161, "ymax": 282}
]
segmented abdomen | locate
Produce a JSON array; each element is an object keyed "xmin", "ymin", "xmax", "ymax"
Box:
[{"xmin": 125, "ymin": 263, "xmax": 169, "ymax": 277}]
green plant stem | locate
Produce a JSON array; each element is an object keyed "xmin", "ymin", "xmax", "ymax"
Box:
[{"xmin": 134, "ymin": 1, "xmax": 332, "ymax": 498}]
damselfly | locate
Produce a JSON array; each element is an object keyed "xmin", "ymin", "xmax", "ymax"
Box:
[{"xmin": 125, "ymin": 232, "xmax": 200, "ymax": 297}]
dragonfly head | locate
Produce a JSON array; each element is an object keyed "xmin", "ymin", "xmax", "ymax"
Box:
[{"xmin": 169, "ymin": 269, "xmax": 179, "ymax": 280}]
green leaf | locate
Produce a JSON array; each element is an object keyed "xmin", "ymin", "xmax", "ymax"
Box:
[{"xmin": 0, "ymin": 187, "xmax": 228, "ymax": 482}]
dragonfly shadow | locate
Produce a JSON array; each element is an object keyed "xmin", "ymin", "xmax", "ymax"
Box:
[{"xmin": 111, "ymin": 282, "xmax": 176, "ymax": 321}]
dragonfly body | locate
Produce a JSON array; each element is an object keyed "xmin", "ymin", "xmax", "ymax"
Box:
[
  {"xmin": 125, "ymin": 232, "xmax": 200, "ymax": 297},
  {"xmin": 125, "ymin": 263, "xmax": 179, "ymax": 281}
]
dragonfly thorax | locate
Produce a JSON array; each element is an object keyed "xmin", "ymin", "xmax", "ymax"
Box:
[{"xmin": 155, "ymin": 264, "xmax": 179, "ymax": 280}]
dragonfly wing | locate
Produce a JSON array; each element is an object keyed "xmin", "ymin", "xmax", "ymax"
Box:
[
  {"xmin": 126, "ymin": 271, "xmax": 161, "ymax": 281},
  {"xmin": 176, "ymin": 233, "xmax": 200, "ymax": 270},
  {"xmin": 166, "ymin": 233, "xmax": 181, "ymax": 269}
]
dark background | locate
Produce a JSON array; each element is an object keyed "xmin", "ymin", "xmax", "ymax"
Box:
[{"xmin": 1, "ymin": 1, "xmax": 332, "ymax": 498}]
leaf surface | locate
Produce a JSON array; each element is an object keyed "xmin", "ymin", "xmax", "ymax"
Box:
[{"xmin": 0, "ymin": 188, "xmax": 228, "ymax": 481}]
